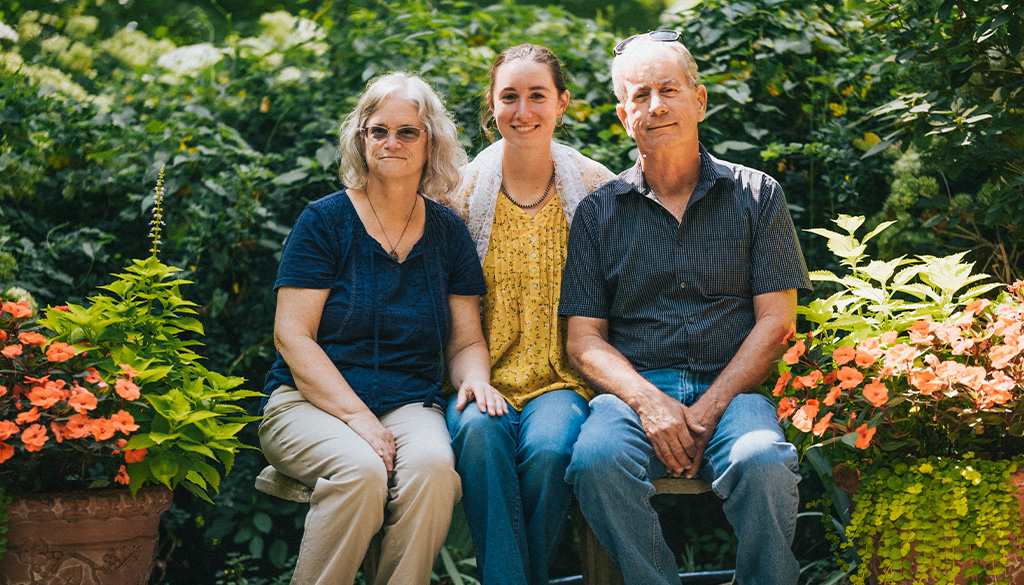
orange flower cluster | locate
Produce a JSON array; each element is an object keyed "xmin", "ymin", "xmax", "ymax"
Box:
[
  {"xmin": 1, "ymin": 301, "xmax": 149, "ymax": 488},
  {"xmin": 772, "ymin": 289, "xmax": 1024, "ymax": 455}
]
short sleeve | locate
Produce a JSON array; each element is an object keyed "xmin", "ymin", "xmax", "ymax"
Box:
[
  {"xmin": 274, "ymin": 205, "xmax": 342, "ymax": 291},
  {"xmin": 445, "ymin": 210, "xmax": 487, "ymax": 296},
  {"xmin": 749, "ymin": 179, "xmax": 812, "ymax": 298},
  {"xmin": 559, "ymin": 199, "xmax": 611, "ymax": 318}
]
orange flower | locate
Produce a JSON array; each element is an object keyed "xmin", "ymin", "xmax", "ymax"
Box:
[
  {"xmin": 979, "ymin": 371, "xmax": 1014, "ymax": 407},
  {"xmin": 64, "ymin": 414, "xmax": 93, "ymax": 439},
  {"xmin": 45, "ymin": 342, "xmax": 74, "ymax": 362},
  {"xmin": 91, "ymin": 418, "xmax": 116, "ymax": 441},
  {"xmin": 50, "ymin": 422, "xmax": 66, "ymax": 443},
  {"xmin": 781, "ymin": 322, "xmax": 797, "ymax": 343},
  {"xmin": 782, "ymin": 340, "xmax": 806, "ymax": 365},
  {"xmin": 17, "ymin": 331, "xmax": 47, "ymax": 346},
  {"xmin": 989, "ymin": 344, "xmax": 1020, "ymax": 370},
  {"xmin": 772, "ymin": 371, "xmax": 792, "ymax": 396},
  {"xmin": 853, "ymin": 423, "xmax": 876, "ymax": 449},
  {"xmin": 0, "ymin": 383, "xmax": 6, "ymax": 398},
  {"xmin": 110, "ymin": 410, "xmax": 140, "ymax": 433},
  {"xmin": 792, "ymin": 400, "xmax": 820, "ymax": 433},
  {"xmin": 824, "ymin": 386, "xmax": 842, "ymax": 406},
  {"xmin": 863, "ymin": 379, "xmax": 889, "ymax": 407},
  {"xmin": 950, "ymin": 336, "xmax": 974, "ymax": 356},
  {"xmin": 2, "ymin": 300, "xmax": 32, "ymax": 318},
  {"xmin": 16, "ymin": 407, "xmax": 40, "ymax": 425},
  {"xmin": 959, "ymin": 366, "xmax": 987, "ymax": 391},
  {"xmin": 777, "ymin": 397, "xmax": 798, "ymax": 421},
  {"xmin": 812, "ymin": 412, "xmax": 834, "ymax": 436},
  {"xmin": 124, "ymin": 448, "xmax": 148, "ymax": 463},
  {"xmin": 934, "ymin": 325, "xmax": 961, "ymax": 345},
  {"xmin": 0, "ymin": 420, "xmax": 20, "ymax": 441},
  {"xmin": 84, "ymin": 367, "xmax": 103, "ymax": 384},
  {"xmin": 965, "ymin": 298, "xmax": 990, "ymax": 315},
  {"xmin": 885, "ymin": 344, "xmax": 916, "ymax": 367},
  {"xmin": 119, "ymin": 363, "xmax": 141, "ymax": 378},
  {"xmin": 910, "ymin": 370, "xmax": 943, "ymax": 396},
  {"xmin": 114, "ymin": 377, "xmax": 140, "ymax": 400},
  {"xmin": 792, "ymin": 369, "xmax": 823, "ymax": 389},
  {"xmin": 2, "ymin": 344, "xmax": 23, "ymax": 358},
  {"xmin": 935, "ymin": 360, "xmax": 966, "ymax": 381},
  {"xmin": 836, "ymin": 367, "xmax": 864, "ymax": 390},
  {"xmin": 880, "ymin": 331, "xmax": 899, "ymax": 345},
  {"xmin": 115, "ymin": 465, "xmax": 130, "ymax": 485},
  {"xmin": 832, "ymin": 345, "xmax": 856, "ymax": 365},
  {"xmin": 53, "ymin": 305, "xmax": 70, "ymax": 312},
  {"xmin": 0, "ymin": 442, "xmax": 13, "ymax": 463},
  {"xmin": 21, "ymin": 423, "xmax": 49, "ymax": 452},
  {"xmin": 909, "ymin": 319, "xmax": 936, "ymax": 345},
  {"xmin": 855, "ymin": 339, "xmax": 882, "ymax": 367},
  {"xmin": 27, "ymin": 383, "xmax": 62, "ymax": 409},
  {"xmin": 0, "ymin": 330, "xmax": 5, "ymax": 342},
  {"xmin": 68, "ymin": 388, "xmax": 99, "ymax": 414}
]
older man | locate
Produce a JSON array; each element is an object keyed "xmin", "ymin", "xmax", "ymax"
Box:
[{"xmin": 559, "ymin": 32, "xmax": 812, "ymax": 585}]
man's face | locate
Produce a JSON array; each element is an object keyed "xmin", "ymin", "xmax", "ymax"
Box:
[{"xmin": 615, "ymin": 45, "xmax": 707, "ymax": 156}]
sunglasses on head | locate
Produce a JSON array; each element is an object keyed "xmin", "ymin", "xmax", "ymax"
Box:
[
  {"xmin": 613, "ymin": 30, "xmax": 683, "ymax": 56},
  {"xmin": 361, "ymin": 125, "xmax": 426, "ymax": 144}
]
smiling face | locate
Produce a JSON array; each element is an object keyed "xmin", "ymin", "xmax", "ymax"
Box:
[
  {"xmin": 363, "ymin": 96, "xmax": 428, "ymax": 184},
  {"xmin": 490, "ymin": 58, "xmax": 569, "ymax": 150},
  {"xmin": 615, "ymin": 42, "xmax": 707, "ymax": 157}
]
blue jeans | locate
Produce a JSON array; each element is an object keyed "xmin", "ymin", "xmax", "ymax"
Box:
[
  {"xmin": 447, "ymin": 389, "xmax": 589, "ymax": 585},
  {"xmin": 565, "ymin": 368, "xmax": 800, "ymax": 585}
]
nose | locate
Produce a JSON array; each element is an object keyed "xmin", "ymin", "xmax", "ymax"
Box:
[
  {"xmin": 649, "ymin": 90, "xmax": 668, "ymax": 115},
  {"xmin": 385, "ymin": 130, "xmax": 401, "ymax": 147}
]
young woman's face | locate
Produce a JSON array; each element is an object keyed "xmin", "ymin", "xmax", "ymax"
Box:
[{"xmin": 490, "ymin": 58, "xmax": 569, "ymax": 150}]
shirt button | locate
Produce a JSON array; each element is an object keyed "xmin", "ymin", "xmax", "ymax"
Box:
[{"xmin": 679, "ymin": 282, "xmax": 686, "ymax": 289}]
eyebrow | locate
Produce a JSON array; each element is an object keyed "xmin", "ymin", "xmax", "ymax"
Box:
[{"xmin": 500, "ymin": 86, "xmax": 553, "ymax": 92}]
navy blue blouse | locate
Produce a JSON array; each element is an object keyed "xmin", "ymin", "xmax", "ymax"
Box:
[{"xmin": 262, "ymin": 190, "xmax": 487, "ymax": 415}]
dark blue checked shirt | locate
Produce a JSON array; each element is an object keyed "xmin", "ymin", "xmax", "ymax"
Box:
[{"xmin": 559, "ymin": 144, "xmax": 812, "ymax": 375}]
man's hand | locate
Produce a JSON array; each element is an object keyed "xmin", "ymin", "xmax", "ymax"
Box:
[
  {"xmin": 635, "ymin": 390, "xmax": 707, "ymax": 477},
  {"xmin": 677, "ymin": 397, "xmax": 726, "ymax": 478}
]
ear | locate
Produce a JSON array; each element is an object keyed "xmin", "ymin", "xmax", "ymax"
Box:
[
  {"xmin": 558, "ymin": 90, "xmax": 570, "ymax": 117},
  {"xmin": 696, "ymin": 85, "xmax": 708, "ymax": 122},
  {"xmin": 616, "ymin": 103, "xmax": 633, "ymax": 138}
]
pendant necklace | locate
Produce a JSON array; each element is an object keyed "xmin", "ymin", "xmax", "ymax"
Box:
[
  {"xmin": 500, "ymin": 165, "xmax": 556, "ymax": 209},
  {"xmin": 367, "ymin": 192, "xmax": 417, "ymax": 261}
]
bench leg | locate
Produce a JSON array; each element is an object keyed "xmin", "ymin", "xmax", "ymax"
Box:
[{"xmin": 576, "ymin": 506, "xmax": 624, "ymax": 585}]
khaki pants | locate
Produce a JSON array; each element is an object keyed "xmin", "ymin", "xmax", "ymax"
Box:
[{"xmin": 259, "ymin": 385, "xmax": 461, "ymax": 585}]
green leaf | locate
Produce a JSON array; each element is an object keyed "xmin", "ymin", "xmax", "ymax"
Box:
[{"xmin": 253, "ymin": 511, "xmax": 273, "ymax": 534}]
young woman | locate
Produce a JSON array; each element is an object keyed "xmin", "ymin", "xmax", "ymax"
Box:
[{"xmin": 445, "ymin": 45, "xmax": 615, "ymax": 585}]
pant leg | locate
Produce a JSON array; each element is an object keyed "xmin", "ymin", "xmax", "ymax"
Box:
[
  {"xmin": 258, "ymin": 385, "xmax": 387, "ymax": 585},
  {"xmin": 517, "ymin": 390, "xmax": 589, "ymax": 585},
  {"xmin": 565, "ymin": 393, "xmax": 680, "ymax": 585},
  {"xmin": 375, "ymin": 402, "xmax": 462, "ymax": 585},
  {"xmin": 447, "ymin": 397, "xmax": 529, "ymax": 585},
  {"xmin": 698, "ymin": 393, "xmax": 800, "ymax": 585}
]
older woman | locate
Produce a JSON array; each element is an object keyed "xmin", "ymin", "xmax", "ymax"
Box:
[
  {"xmin": 257, "ymin": 72, "xmax": 506, "ymax": 585},
  {"xmin": 445, "ymin": 45, "xmax": 615, "ymax": 585}
]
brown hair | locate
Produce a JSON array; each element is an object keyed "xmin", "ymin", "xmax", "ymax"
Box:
[{"xmin": 481, "ymin": 44, "xmax": 568, "ymax": 140}]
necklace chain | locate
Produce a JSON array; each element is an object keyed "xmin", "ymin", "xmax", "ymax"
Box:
[
  {"xmin": 367, "ymin": 192, "xmax": 417, "ymax": 261},
  {"xmin": 500, "ymin": 165, "xmax": 556, "ymax": 209}
]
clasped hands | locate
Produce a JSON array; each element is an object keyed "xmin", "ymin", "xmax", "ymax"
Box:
[{"xmin": 637, "ymin": 391, "xmax": 717, "ymax": 479}]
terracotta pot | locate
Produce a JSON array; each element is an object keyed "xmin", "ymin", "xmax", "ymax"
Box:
[{"xmin": 0, "ymin": 487, "xmax": 173, "ymax": 585}]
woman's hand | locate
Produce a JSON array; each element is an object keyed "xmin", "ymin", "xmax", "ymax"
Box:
[
  {"xmin": 455, "ymin": 378, "xmax": 508, "ymax": 417},
  {"xmin": 345, "ymin": 410, "xmax": 397, "ymax": 474}
]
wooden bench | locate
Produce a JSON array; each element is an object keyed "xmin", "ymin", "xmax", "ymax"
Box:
[
  {"xmin": 578, "ymin": 476, "xmax": 713, "ymax": 585},
  {"xmin": 256, "ymin": 467, "xmax": 711, "ymax": 585}
]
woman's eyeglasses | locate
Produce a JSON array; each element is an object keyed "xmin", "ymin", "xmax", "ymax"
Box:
[
  {"xmin": 361, "ymin": 125, "xmax": 426, "ymax": 144},
  {"xmin": 613, "ymin": 30, "xmax": 683, "ymax": 56}
]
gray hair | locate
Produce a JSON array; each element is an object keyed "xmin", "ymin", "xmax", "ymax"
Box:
[
  {"xmin": 338, "ymin": 72, "xmax": 467, "ymax": 201},
  {"xmin": 611, "ymin": 36, "xmax": 700, "ymax": 103}
]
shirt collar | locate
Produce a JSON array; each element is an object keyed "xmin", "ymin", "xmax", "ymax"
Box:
[{"xmin": 617, "ymin": 143, "xmax": 733, "ymax": 204}]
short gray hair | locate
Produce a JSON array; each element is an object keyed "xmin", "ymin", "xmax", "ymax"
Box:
[
  {"xmin": 611, "ymin": 36, "xmax": 700, "ymax": 103},
  {"xmin": 338, "ymin": 72, "xmax": 467, "ymax": 201}
]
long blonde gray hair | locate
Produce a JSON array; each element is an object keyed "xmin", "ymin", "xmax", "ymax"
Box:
[{"xmin": 338, "ymin": 72, "xmax": 466, "ymax": 201}]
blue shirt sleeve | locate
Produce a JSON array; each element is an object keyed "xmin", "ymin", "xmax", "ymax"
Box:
[
  {"xmin": 559, "ymin": 198, "xmax": 610, "ymax": 318},
  {"xmin": 445, "ymin": 210, "xmax": 487, "ymax": 296},
  {"xmin": 275, "ymin": 202, "xmax": 345, "ymax": 291}
]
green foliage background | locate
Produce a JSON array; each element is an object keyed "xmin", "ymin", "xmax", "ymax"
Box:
[{"xmin": 1, "ymin": 0, "xmax": 1022, "ymax": 581}]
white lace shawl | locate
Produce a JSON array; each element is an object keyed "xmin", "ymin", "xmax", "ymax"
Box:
[{"xmin": 448, "ymin": 139, "xmax": 616, "ymax": 263}]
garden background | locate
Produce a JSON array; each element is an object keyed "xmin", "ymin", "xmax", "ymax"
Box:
[{"xmin": 1, "ymin": 0, "xmax": 1021, "ymax": 582}]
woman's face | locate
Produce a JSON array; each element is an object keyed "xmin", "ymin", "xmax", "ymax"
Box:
[
  {"xmin": 363, "ymin": 97, "xmax": 428, "ymax": 185},
  {"xmin": 490, "ymin": 58, "xmax": 569, "ymax": 150}
]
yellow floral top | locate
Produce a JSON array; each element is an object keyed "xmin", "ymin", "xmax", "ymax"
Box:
[{"xmin": 482, "ymin": 191, "xmax": 591, "ymax": 410}]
